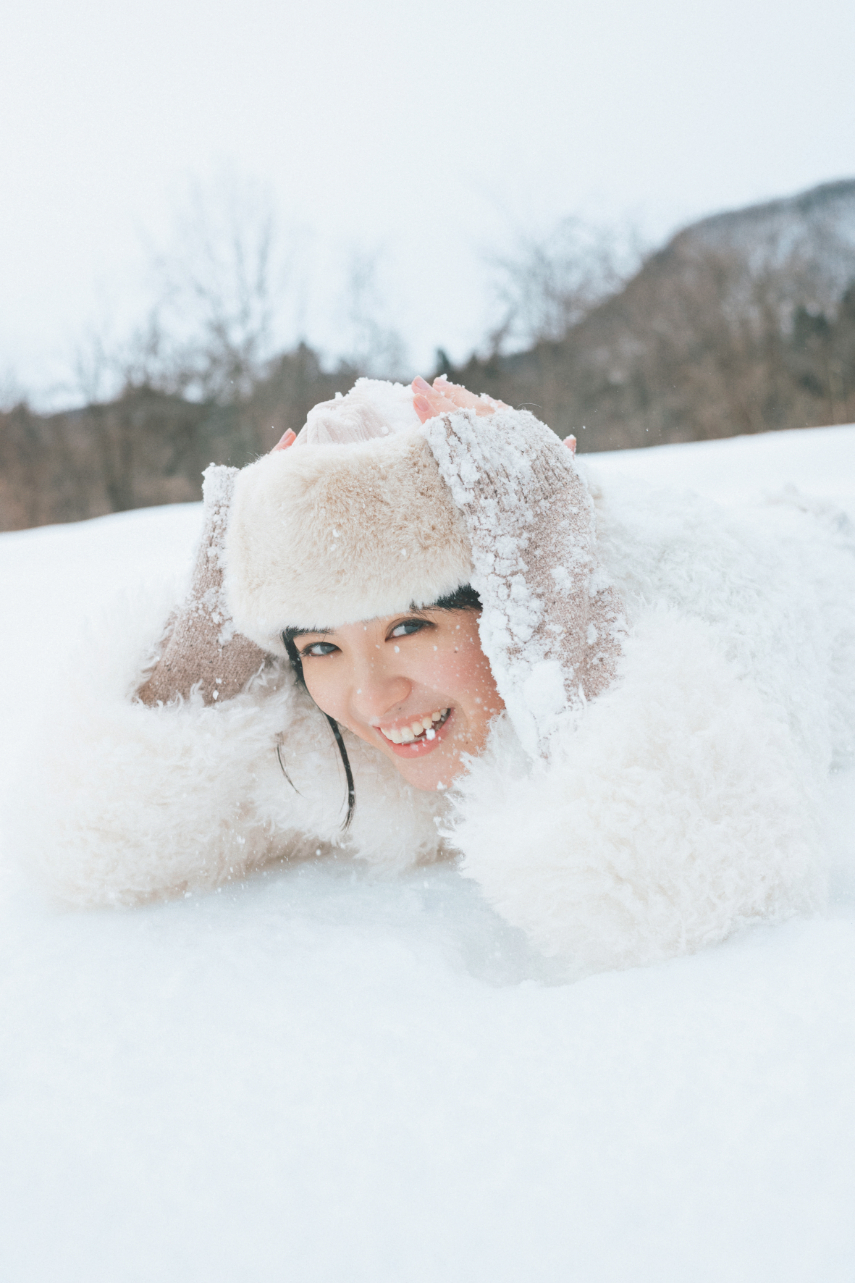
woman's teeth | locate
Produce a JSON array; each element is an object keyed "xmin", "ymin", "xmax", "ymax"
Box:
[{"xmin": 381, "ymin": 709, "xmax": 448, "ymax": 744}]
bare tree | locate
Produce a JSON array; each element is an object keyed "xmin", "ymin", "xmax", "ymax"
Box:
[
  {"xmin": 340, "ymin": 248, "xmax": 408, "ymax": 378},
  {"xmin": 442, "ymin": 202, "xmax": 855, "ymax": 450},
  {"xmin": 488, "ymin": 218, "xmax": 643, "ymax": 352},
  {"xmin": 0, "ymin": 365, "xmax": 27, "ymax": 414},
  {"xmin": 72, "ymin": 323, "xmax": 117, "ymax": 406},
  {"xmin": 117, "ymin": 174, "xmax": 287, "ymax": 401}
]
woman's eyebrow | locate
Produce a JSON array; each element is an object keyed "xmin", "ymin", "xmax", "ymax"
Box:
[{"xmin": 293, "ymin": 627, "xmax": 332, "ymax": 638}]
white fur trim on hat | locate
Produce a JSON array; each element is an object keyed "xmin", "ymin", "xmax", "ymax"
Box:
[
  {"xmin": 295, "ymin": 378, "xmax": 422, "ymax": 446},
  {"xmin": 224, "ymin": 428, "xmax": 474, "ymax": 652}
]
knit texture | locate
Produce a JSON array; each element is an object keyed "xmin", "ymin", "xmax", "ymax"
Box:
[
  {"xmin": 137, "ymin": 466, "xmax": 265, "ymax": 706},
  {"xmin": 422, "ymin": 408, "xmax": 625, "ymax": 758}
]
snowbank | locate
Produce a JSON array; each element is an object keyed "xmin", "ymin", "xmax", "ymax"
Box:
[{"xmin": 1, "ymin": 426, "xmax": 854, "ymax": 1282}]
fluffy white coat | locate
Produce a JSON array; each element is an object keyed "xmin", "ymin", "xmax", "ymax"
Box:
[{"xmin": 9, "ymin": 459, "xmax": 855, "ymax": 973}]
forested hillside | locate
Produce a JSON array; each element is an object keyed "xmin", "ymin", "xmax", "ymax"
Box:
[{"xmin": 446, "ymin": 179, "xmax": 855, "ymax": 449}]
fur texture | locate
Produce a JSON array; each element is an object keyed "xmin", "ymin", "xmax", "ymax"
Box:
[
  {"xmin": 443, "ymin": 475, "xmax": 855, "ymax": 971},
  {"xmin": 448, "ymin": 615, "xmax": 824, "ymax": 972},
  {"xmin": 226, "ymin": 430, "xmax": 473, "ymax": 650},
  {"xmin": 10, "ymin": 581, "xmax": 443, "ymax": 908},
  {"xmin": 10, "ymin": 396, "xmax": 855, "ymax": 973}
]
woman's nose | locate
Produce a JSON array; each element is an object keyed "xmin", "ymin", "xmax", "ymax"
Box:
[{"xmin": 349, "ymin": 666, "xmax": 411, "ymax": 723}]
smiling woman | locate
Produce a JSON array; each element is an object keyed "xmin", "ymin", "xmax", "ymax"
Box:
[
  {"xmin": 19, "ymin": 375, "xmax": 855, "ymax": 973},
  {"xmin": 284, "ymin": 597, "xmax": 504, "ymax": 797}
]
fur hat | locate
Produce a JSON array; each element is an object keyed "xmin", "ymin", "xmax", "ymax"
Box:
[{"xmin": 224, "ymin": 380, "xmax": 473, "ymax": 653}]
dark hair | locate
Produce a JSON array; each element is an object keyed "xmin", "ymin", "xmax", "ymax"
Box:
[{"xmin": 281, "ymin": 584, "xmax": 483, "ymax": 830}]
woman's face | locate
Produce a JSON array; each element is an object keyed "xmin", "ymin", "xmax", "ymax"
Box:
[{"xmin": 292, "ymin": 609, "xmax": 504, "ymax": 791}]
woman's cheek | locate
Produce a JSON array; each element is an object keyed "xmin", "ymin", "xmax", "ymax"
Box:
[{"xmin": 301, "ymin": 664, "xmax": 342, "ymax": 722}]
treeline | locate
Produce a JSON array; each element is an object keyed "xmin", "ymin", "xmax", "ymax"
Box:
[
  {"xmin": 447, "ymin": 237, "xmax": 855, "ymax": 451},
  {"xmin": 2, "ymin": 180, "xmax": 855, "ymax": 532},
  {"xmin": 0, "ymin": 347, "xmax": 358, "ymax": 530}
]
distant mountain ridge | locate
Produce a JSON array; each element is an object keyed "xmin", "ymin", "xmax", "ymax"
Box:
[
  {"xmin": 680, "ymin": 178, "xmax": 855, "ymax": 254},
  {"xmin": 443, "ymin": 178, "xmax": 855, "ymax": 450},
  {"xmin": 671, "ymin": 178, "xmax": 855, "ymax": 299}
]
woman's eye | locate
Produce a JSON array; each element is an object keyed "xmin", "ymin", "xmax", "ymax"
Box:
[
  {"xmin": 390, "ymin": 619, "xmax": 428, "ymax": 639},
  {"xmin": 300, "ymin": 641, "xmax": 338, "ymax": 658}
]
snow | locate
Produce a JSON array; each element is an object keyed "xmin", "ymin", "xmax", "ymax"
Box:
[
  {"xmin": 2, "ymin": 425, "xmax": 855, "ymax": 1282},
  {"xmin": 583, "ymin": 421, "xmax": 855, "ymax": 509}
]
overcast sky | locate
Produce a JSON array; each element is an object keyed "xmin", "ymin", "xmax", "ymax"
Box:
[{"xmin": 2, "ymin": 0, "xmax": 854, "ymax": 406}]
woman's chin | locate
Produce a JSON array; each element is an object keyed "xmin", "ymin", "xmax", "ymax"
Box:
[{"xmin": 390, "ymin": 748, "xmax": 467, "ymax": 791}]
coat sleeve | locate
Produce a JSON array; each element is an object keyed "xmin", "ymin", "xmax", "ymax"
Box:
[
  {"xmin": 7, "ymin": 471, "xmax": 306, "ymax": 908},
  {"xmin": 8, "ymin": 461, "xmax": 450, "ymax": 907},
  {"xmin": 444, "ymin": 610, "xmax": 825, "ymax": 974}
]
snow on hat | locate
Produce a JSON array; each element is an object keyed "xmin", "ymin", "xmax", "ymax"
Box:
[
  {"xmin": 223, "ymin": 379, "xmax": 474, "ymax": 652},
  {"xmin": 293, "ymin": 378, "xmax": 422, "ymax": 446}
]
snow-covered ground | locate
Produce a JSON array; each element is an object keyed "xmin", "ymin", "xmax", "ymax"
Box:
[{"xmin": 2, "ymin": 425, "xmax": 855, "ymax": 1283}]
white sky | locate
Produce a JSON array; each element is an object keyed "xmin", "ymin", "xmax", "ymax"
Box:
[{"xmin": 2, "ymin": 0, "xmax": 854, "ymax": 406}]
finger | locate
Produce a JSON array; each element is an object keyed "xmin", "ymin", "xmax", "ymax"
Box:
[
  {"xmin": 413, "ymin": 390, "xmax": 460, "ymax": 423},
  {"xmin": 413, "ymin": 394, "xmax": 431, "ymax": 422},
  {"xmin": 435, "ymin": 376, "xmax": 503, "ymax": 417},
  {"xmin": 564, "ymin": 435, "xmax": 577, "ymax": 455},
  {"xmin": 433, "ymin": 376, "xmax": 483, "ymax": 411},
  {"xmin": 272, "ymin": 428, "xmax": 296, "ymax": 452},
  {"xmin": 412, "ymin": 376, "xmax": 446, "ymax": 418},
  {"xmin": 415, "ymin": 375, "xmax": 459, "ymax": 404}
]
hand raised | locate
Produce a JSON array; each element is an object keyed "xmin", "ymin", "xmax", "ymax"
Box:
[{"xmin": 411, "ymin": 375, "xmax": 507, "ymax": 424}]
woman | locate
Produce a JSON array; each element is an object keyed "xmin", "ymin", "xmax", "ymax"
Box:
[{"xmin": 19, "ymin": 376, "xmax": 855, "ymax": 971}]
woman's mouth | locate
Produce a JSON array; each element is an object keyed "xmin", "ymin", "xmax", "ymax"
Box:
[{"xmin": 376, "ymin": 708, "xmax": 452, "ymax": 754}]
